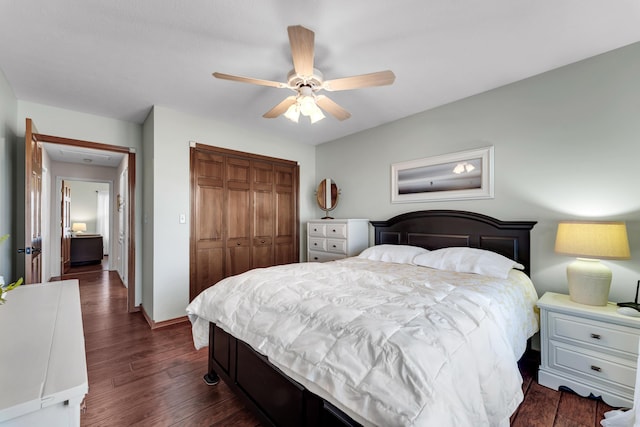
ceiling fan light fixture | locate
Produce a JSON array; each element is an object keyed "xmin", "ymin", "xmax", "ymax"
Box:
[
  {"xmin": 299, "ymin": 95, "xmax": 317, "ymax": 117},
  {"xmin": 284, "ymin": 103, "xmax": 300, "ymax": 123},
  {"xmin": 309, "ymin": 108, "xmax": 325, "ymax": 124},
  {"xmin": 213, "ymin": 25, "xmax": 394, "ymax": 123}
]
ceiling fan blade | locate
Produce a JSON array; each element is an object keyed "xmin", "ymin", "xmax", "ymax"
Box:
[
  {"xmin": 213, "ymin": 72, "xmax": 286, "ymax": 89},
  {"xmin": 315, "ymin": 95, "xmax": 351, "ymax": 121},
  {"xmin": 323, "ymin": 70, "xmax": 396, "ymax": 91},
  {"xmin": 263, "ymin": 96, "xmax": 297, "ymax": 118},
  {"xmin": 288, "ymin": 25, "xmax": 314, "ymax": 76}
]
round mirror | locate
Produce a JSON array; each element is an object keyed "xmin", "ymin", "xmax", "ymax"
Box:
[{"xmin": 316, "ymin": 178, "xmax": 339, "ymax": 219}]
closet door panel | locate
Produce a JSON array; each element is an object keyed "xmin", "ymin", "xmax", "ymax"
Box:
[
  {"xmin": 191, "ymin": 152, "xmax": 226, "ymax": 299},
  {"xmin": 252, "ymin": 161, "xmax": 275, "ymax": 268},
  {"xmin": 226, "ymin": 158, "xmax": 251, "ymax": 276},
  {"xmin": 274, "ymin": 165, "xmax": 297, "ymax": 265}
]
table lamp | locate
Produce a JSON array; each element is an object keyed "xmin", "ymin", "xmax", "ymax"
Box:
[
  {"xmin": 71, "ymin": 222, "xmax": 87, "ymax": 234},
  {"xmin": 555, "ymin": 221, "xmax": 630, "ymax": 306}
]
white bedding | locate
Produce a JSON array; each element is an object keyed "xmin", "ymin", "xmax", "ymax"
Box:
[{"xmin": 187, "ymin": 257, "xmax": 539, "ymax": 427}]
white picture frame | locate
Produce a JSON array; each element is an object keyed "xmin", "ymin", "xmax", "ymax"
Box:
[{"xmin": 391, "ymin": 146, "xmax": 494, "ymax": 203}]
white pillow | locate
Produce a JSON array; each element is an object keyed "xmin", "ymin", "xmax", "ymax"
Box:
[
  {"xmin": 412, "ymin": 247, "xmax": 525, "ymax": 279},
  {"xmin": 358, "ymin": 244, "xmax": 429, "ymax": 264}
]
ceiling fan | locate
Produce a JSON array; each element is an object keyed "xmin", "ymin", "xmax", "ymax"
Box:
[{"xmin": 213, "ymin": 25, "xmax": 396, "ymax": 124}]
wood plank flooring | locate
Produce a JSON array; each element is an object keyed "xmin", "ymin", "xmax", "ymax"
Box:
[
  {"xmin": 71, "ymin": 270, "xmax": 260, "ymax": 426},
  {"xmin": 70, "ymin": 270, "xmax": 619, "ymax": 426}
]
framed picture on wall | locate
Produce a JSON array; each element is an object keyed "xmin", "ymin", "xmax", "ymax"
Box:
[{"xmin": 391, "ymin": 146, "xmax": 494, "ymax": 203}]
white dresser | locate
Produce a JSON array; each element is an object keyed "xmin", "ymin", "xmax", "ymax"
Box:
[
  {"xmin": 0, "ymin": 280, "xmax": 88, "ymax": 426},
  {"xmin": 538, "ymin": 292, "xmax": 640, "ymax": 408},
  {"xmin": 307, "ymin": 219, "xmax": 369, "ymax": 262}
]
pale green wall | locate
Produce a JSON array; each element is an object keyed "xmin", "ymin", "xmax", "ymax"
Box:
[
  {"xmin": 142, "ymin": 107, "xmax": 155, "ymax": 319},
  {"xmin": 147, "ymin": 106, "xmax": 317, "ymax": 322},
  {"xmin": 0, "ymin": 68, "xmax": 17, "ymax": 284},
  {"xmin": 316, "ymin": 42, "xmax": 640, "ymax": 303}
]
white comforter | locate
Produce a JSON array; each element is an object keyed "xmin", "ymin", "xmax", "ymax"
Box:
[{"xmin": 187, "ymin": 258, "xmax": 539, "ymax": 427}]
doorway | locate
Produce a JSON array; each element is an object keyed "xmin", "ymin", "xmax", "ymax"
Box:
[
  {"xmin": 63, "ymin": 179, "xmax": 111, "ymax": 275},
  {"xmin": 38, "ymin": 133, "xmax": 137, "ymax": 313}
]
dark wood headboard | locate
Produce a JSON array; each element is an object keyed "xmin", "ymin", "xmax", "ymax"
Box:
[{"xmin": 371, "ymin": 210, "xmax": 537, "ymax": 276}]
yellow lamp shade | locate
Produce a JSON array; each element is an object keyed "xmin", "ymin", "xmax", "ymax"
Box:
[
  {"xmin": 71, "ymin": 222, "xmax": 87, "ymax": 233},
  {"xmin": 555, "ymin": 221, "xmax": 630, "ymax": 260}
]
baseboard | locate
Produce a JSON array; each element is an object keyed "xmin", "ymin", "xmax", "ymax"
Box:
[{"xmin": 140, "ymin": 304, "xmax": 189, "ymax": 329}]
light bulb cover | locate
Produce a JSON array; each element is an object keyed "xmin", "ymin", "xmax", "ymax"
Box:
[{"xmin": 284, "ymin": 104, "xmax": 300, "ymax": 123}]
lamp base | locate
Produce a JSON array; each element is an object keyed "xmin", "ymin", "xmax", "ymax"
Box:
[{"xmin": 567, "ymin": 258, "xmax": 612, "ymax": 306}]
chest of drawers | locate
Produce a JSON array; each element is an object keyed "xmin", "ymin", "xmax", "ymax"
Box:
[
  {"xmin": 307, "ymin": 219, "xmax": 369, "ymax": 262},
  {"xmin": 537, "ymin": 292, "xmax": 640, "ymax": 408}
]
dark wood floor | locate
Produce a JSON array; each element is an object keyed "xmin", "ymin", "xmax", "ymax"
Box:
[
  {"xmin": 69, "ymin": 270, "xmax": 617, "ymax": 426},
  {"xmin": 66, "ymin": 255, "xmax": 109, "ymax": 276}
]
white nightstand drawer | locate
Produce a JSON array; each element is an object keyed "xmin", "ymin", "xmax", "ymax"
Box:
[
  {"xmin": 549, "ymin": 341, "xmax": 636, "ymax": 389},
  {"xmin": 308, "ymin": 223, "xmax": 326, "ymax": 237},
  {"xmin": 326, "ymin": 224, "xmax": 347, "ymax": 238},
  {"xmin": 308, "ymin": 250, "xmax": 344, "ymax": 263},
  {"xmin": 550, "ymin": 312, "xmax": 640, "ymax": 357},
  {"xmin": 308, "ymin": 237, "xmax": 327, "ymax": 251},
  {"xmin": 326, "ymin": 238, "xmax": 347, "ymax": 254}
]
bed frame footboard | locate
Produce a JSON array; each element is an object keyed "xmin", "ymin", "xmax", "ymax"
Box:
[{"xmin": 207, "ymin": 323, "xmax": 361, "ymax": 427}]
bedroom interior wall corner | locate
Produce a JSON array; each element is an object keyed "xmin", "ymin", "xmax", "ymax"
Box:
[
  {"xmin": 149, "ymin": 106, "xmax": 316, "ymax": 323},
  {"xmin": 141, "ymin": 107, "xmax": 155, "ymax": 317}
]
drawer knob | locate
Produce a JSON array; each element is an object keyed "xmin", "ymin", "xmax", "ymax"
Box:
[
  {"xmin": 590, "ymin": 365, "xmax": 602, "ymax": 372},
  {"xmin": 332, "ymin": 244, "xmax": 337, "ymax": 248},
  {"xmin": 314, "ymin": 257, "xmax": 318, "ymax": 260},
  {"xmin": 314, "ymin": 243, "xmax": 318, "ymax": 246},
  {"xmin": 590, "ymin": 333, "xmax": 601, "ymax": 340},
  {"xmin": 332, "ymin": 229, "xmax": 336, "ymax": 232}
]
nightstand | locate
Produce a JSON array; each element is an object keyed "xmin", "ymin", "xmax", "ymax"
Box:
[{"xmin": 537, "ymin": 292, "xmax": 640, "ymax": 408}]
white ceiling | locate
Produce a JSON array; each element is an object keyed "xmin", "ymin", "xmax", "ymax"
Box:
[
  {"xmin": 2, "ymin": 1, "xmax": 640, "ymax": 146},
  {"xmin": 42, "ymin": 142, "xmax": 125, "ymax": 168}
]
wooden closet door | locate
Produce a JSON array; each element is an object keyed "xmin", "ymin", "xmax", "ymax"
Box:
[
  {"xmin": 225, "ymin": 157, "xmax": 251, "ymax": 276},
  {"xmin": 274, "ymin": 164, "xmax": 298, "ymax": 265},
  {"xmin": 190, "ymin": 145, "xmax": 299, "ymax": 301},
  {"xmin": 251, "ymin": 160, "xmax": 274, "ymax": 268},
  {"xmin": 191, "ymin": 151, "xmax": 226, "ymax": 299}
]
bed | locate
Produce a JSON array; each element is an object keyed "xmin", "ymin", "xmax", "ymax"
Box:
[{"xmin": 187, "ymin": 210, "xmax": 538, "ymax": 427}]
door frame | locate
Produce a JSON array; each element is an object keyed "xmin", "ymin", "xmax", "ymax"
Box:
[{"xmin": 37, "ymin": 133, "xmax": 137, "ymax": 313}]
